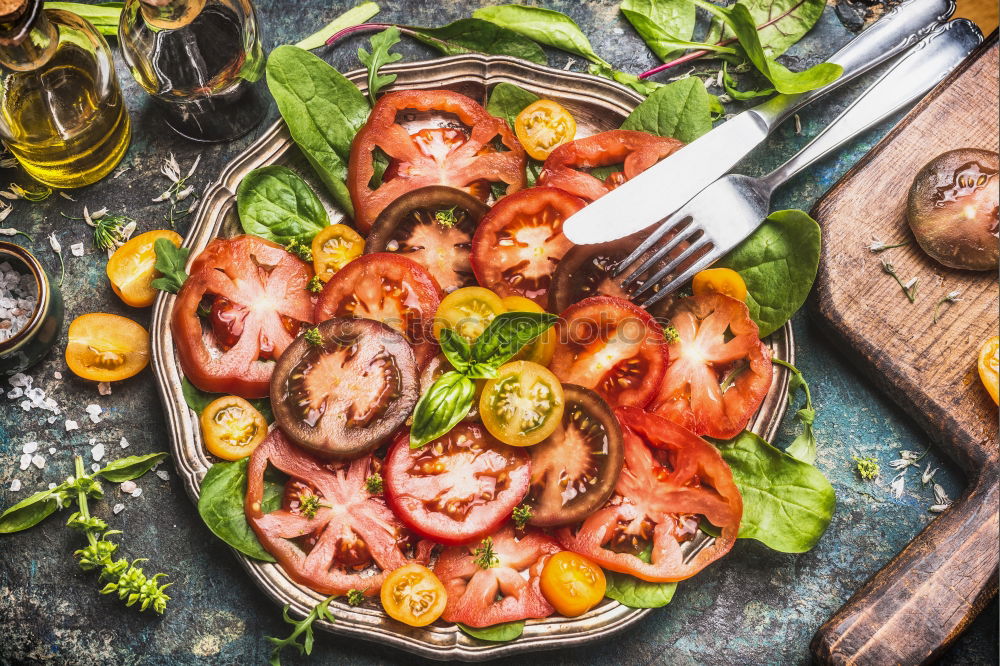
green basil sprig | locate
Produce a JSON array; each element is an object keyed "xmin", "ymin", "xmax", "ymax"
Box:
[{"xmin": 409, "ymin": 311, "xmax": 557, "ymax": 448}]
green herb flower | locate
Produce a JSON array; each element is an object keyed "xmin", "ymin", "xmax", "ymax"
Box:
[
  {"xmin": 853, "ymin": 455, "xmax": 880, "ymax": 481},
  {"xmin": 511, "ymin": 504, "xmax": 532, "ymax": 529},
  {"xmin": 473, "ymin": 537, "xmax": 500, "ymax": 569}
]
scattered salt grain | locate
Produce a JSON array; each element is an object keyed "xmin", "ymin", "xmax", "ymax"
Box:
[
  {"xmin": 47, "ymin": 483, "xmax": 56, "ymax": 490},
  {"xmin": 85, "ymin": 404, "xmax": 102, "ymax": 423},
  {"xmin": 9, "ymin": 479, "xmax": 20, "ymax": 491},
  {"xmin": 48, "ymin": 447, "xmax": 55, "ymax": 455},
  {"xmin": 53, "ymin": 371, "xmax": 62, "ymax": 379},
  {"xmin": 112, "ymin": 503, "xmax": 125, "ymax": 514},
  {"xmin": 6, "ymin": 387, "xmax": 22, "ymax": 399},
  {"xmin": 130, "ymin": 487, "xmax": 142, "ymax": 498},
  {"xmin": 91, "ymin": 443, "xmax": 105, "ymax": 462},
  {"xmin": 70, "ymin": 242, "xmax": 84, "ymax": 257},
  {"xmin": 91, "ymin": 463, "xmax": 100, "ymax": 473},
  {"xmin": 22, "ymin": 441, "xmax": 37, "ymax": 454},
  {"xmin": 0, "ymin": 262, "xmax": 39, "ymax": 343},
  {"xmin": 120, "ymin": 480, "xmax": 137, "ymax": 493},
  {"xmin": 98, "ymin": 382, "xmax": 111, "ymax": 396},
  {"xmin": 119, "ymin": 436, "xmax": 130, "ymax": 449},
  {"xmin": 31, "ymin": 454, "xmax": 44, "ymax": 469},
  {"xmin": 65, "ymin": 419, "xmax": 78, "ymax": 431},
  {"xmin": 47, "ymin": 416, "xmax": 56, "ymax": 424},
  {"xmin": 156, "ymin": 470, "xmax": 169, "ymax": 481},
  {"xmin": 18, "ymin": 453, "xmax": 30, "ymax": 470}
]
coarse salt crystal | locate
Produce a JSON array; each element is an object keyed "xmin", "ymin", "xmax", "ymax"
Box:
[
  {"xmin": 47, "ymin": 416, "xmax": 56, "ymax": 424},
  {"xmin": 31, "ymin": 454, "xmax": 44, "ymax": 469},
  {"xmin": 9, "ymin": 479, "xmax": 20, "ymax": 491},
  {"xmin": 65, "ymin": 420, "xmax": 78, "ymax": 431},
  {"xmin": 156, "ymin": 470, "xmax": 169, "ymax": 481},
  {"xmin": 91, "ymin": 443, "xmax": 105, "ymax": 462},
  {"xmin": 119, "ymin": 436, "xmax": 129, "ymax": 449},
  {"xmin": 130, "ymin": 487, "xmax": 142, "ymax": 498},
  {"xmin": 6, "ymin": 387, "xmax": 22, "ymax": 399},
  {"xmin": 112, "ymin": 503, "xmax": 124, "ymax": 514},
  {"xmin": 91, "ymin": 463, "xmax": 100, "ymax": 473},
  {"xmin": 89, "ymin": 413, "xmax": 102, "ymax": 424},
  {"xmin": 53, "ymin": 371, "xmax": 62, "ymax": 379},
  {"xmin": 18, "ymin": 453, "xmax": 30, "ymax": 470},
  {"xmin": 120, "ymin": 480, "xmax": 137, "ymax": 493},
  {"xmin": 22, "ymin": 441, "xmax": 37, "ymax": 454},
  {"xmin": 70, "ymin": 243, "xmax": 84, "ymax": 257},
  {"xmin": 48, "ymin": 447, "xmax": 55, "ymax": 455},
  {"xmin": 47, "ymin": 483, "xmax": 56, "ymax": 490},
  {"xmin": 97, "ymin": 382, "xmax": 111, "ymax": 396},
  {"xmin": 85, "ymin": 404, "xmax": 101, "ymax": 415}
]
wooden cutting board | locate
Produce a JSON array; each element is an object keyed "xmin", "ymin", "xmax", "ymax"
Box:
[{"xmin": 808, "ymin": 34, "xmax": 999, "ymax": 665}]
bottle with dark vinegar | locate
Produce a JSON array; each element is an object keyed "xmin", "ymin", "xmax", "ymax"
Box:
[{"xmin": 118, "ymin": 0, "xmax": 266, "ymax": 142}]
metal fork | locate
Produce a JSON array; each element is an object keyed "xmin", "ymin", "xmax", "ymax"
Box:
[{"xmin": 614, "ymin": 19, "xmax": 983, "ymax": 310}]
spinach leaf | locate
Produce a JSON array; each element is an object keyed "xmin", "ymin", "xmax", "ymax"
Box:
[
  {"xmin": 716, "ymin": 209, "xmax": 821, "ymax": 338},
  {"xmin": 149, "ymin": 238, "xmax": 190, "ymax": 294},
  {"xmin": 197, "ymin": 458, "xmax": 276, "ymax": 562},
  {"xmin": 457, "ymin": 620, "xmax": 525, "ymax": 642},
  {"xmin": 44, "ymin": 2, "xmax": 121, "ymax": 36},
  {"xmin": 97, "ymin": 453, "xmax": 169, "ymax": 483},
  {"xmin": 182, "ymin": 377, "xmax": 274, "ymax": 424},
  {"xmin": 773, "ymin": 359, "xmax": 818, "ymax": 464},
  {"xmin": 0, "ymin": 487, "xmax": 62, "ymax": 533},
  {"xmin": 266, "ymin": 46, "xmax": 370, "ymax": 216},
  {"xmin": 604, "ymin": 571, "xmax": 677, "ymax": 608},
  {"xmin": 294, "ymin": 2, "xmax": 381, "ymax": 50},
  {"xmin": 620, "ymin": 77, "xmax": 713, "ymax": 142},
  {"xmin": 409, "ymin": 18, "xmax": 546, "ymax": 64},
  {"xmin": 722, "ymin": 62, "xmax": 775, "ymax": 101},
  {"xmin": 409, "ymin": 371, "xmax": 476, "ymax": 449},
  {"xmin": 486, "ymin": 82, "xmax": 539, "ymax": 130},
  {"xmin": 621, "ymin": 0, "xmax": 705, "ymax": 62},
  {"xmin": 710, "ymin": 0, "xmax": 826, "ymax": 59},
  {"xmin": 237, "ymin": 166, "xmax": 329, "ymax": 247},
  {"xmin": 717, "ymin": 430, "xmax": 835, "ymax": 553},
  {"xmin": 473, "ymin": 5, "xmax": 608, "ymax": 66},
  {"xmin": 357, "ymin": 27, "xmax": 402, "ymax": 106}
]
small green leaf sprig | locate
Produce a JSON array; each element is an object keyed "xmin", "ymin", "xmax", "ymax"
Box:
[
  {"xmin": 357, "ymin": 27, "xmax": 402, "ymax": 106},
  {"xmin": 773, "ymin": 359, "xmax": 818, "ymax": 465},
  {"xmin": 267, "ymin": 596, "xmax": 336, "ymax": 666}
]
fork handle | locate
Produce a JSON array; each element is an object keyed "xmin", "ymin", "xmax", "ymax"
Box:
[
  {"xmin": 761, "ymin": 20, "xmax": 983, "ymax": 191},
  {"xmin": 753, "ymin": 0, "xmax": 955, "ymax": 128}
]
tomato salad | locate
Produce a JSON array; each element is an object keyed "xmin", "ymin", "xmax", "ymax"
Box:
[{"xmin": 176, "ymin": 87, "xmax": 781, "ymax": 635}]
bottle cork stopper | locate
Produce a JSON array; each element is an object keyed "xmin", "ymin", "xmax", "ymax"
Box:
[{"xmin": 0, "ymin": 0, "xmax": 27, "ymax": 22}]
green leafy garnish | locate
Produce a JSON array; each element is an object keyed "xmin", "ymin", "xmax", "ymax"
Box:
[
  {"xmin": 620, "ymin": 77, "xmax": 713, "ymax": 143},
  {"xmin": 722, "ymin": 62, "xmax": 775, "ymax": 101},
  {"xmin": 237, "ymin": 165, "xmax": 329, "ymax": 248},
  {"xmin": 266, "ymin": 596, "xmax": 336, "ymax": 666},
  {"xmin": 299, "ymin": 493, "xmax": 323, "ymax": 519},
  {"xmin": 149, "ymin": 238, "xmax": 190, "ymax": 294},
  {"xmin": 197, "ymin": 457, "xmax": 282, "ymax": 562},
  {"xmin": 365, "ymin": 473, "xmax": 383, "ymax": 495},
  {"xmin": 474, "ymin": 5, "xmax": 606, "ymax": 66},
  {"xmin": 621, "ymin": 0, "xmax": 730, "ymax": 62},
  {"xmin": 304, "ymin": 327, "xmax": 324, "ymax": 346},
  {"xmin": 853, "ymin": 455, "xmax": 880, "ymax": 481},
  {"xmin": 294, "ymin": 2, "xmax": 380, "ymax": 50},
  {"xmin": 663, "ymin": 325, "xmax": 679, "ymax": 344},
  {"xmin": 90, "ymin": 212, "xmax": 136, "ymax": 253},
  {"xmin": 408, "ymin": 18, "xmax": 545, "ymax": 64},
  {"xmin": 435, "ymin": 207, "xmax": 458, "ymax": 228},
  {"xmin": 346, "ymin": 589, "xmax": 366, "ymax": 606},
  {"xmin": 486, "ymin": 82, "xmax": 540, "ymax": 131},
  {"xmin": 307, "ymin": 276, "xmax": 324, "ymax": 293},
  {"xmin": 358, "ymin": 27, "xmax": 403, "ymax": 106},
  {"xmin": 458, "ymin": 620, "xmax": 525, "ymax": 642},
  {"xmin": 511, "ymin": 505, "xmax": 532, "ymax": 529},
  {"xmin": 473, "ymin": 537, "xmax": 500, "ymax": 569},
  {"xmin": 409, "ymin": 371, "xmax": 476, "ymax": 449},
  {"xmin": 603, "ymin": 571, "xmax": 677, "ymax": 608},
  {"xmin": 284, "ymin": 238, "xmax": 313, "ymax": 262},
  {"xmin": 773, "ymin": 359, "xmax": 818, "ymax": 465}
]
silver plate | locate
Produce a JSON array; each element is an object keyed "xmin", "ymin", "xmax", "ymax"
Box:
[{"xmin": 150, "ymin": 53, "xmax": 793, "ymax": 661}]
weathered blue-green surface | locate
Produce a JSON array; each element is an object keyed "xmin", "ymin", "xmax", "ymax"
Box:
[{"xmin": 0, "ymin": 1, "xmax": 996, "ymax": 664}]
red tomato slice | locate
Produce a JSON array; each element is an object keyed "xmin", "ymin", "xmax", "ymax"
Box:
[
  {"xmin": 470, "ymin": 186, "xmax": 583, "ymax": 307},
  {"xmin": 555, "ymin": 407, "xmax": 742, "ymax": 583},
  {"xmin": 314, "ymin": 253, "xmax": 442, "ymax": 368},
  {"xmin": 245, "ymin": 428, "xmax": 433, "ymax": 596},
  {"xmin": 171, "ymin": 235, "xmax": 315, "ymax": 399},
  {"xmin": 434, "ymin": 524, "xmax": 561, "ymax": 627},
  {"xmin": 383, "ymin": 423, "xmax": 531, "ymax": 546},
  {"xmin": 549, "ymin": 296, "xmax": 668, "ymax": 408},
  {"xmin": 348, "ymin": 90, "xmax": 527, "ymax": 232},
  {"xmin": 650, "ymin": 293, "xmax": 772, "ymax": 439},
  {"xmin": 538, "ymin": 130, "xmax": 684, "ymax": 202}
]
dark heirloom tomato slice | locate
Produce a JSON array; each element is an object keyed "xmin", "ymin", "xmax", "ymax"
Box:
[
  {"xmin": 470, "ymin": 187, "xmax": 583, "ymax": 307},
  {"xmin": 538, "ymin": 130, "xmax": 684, "ymax": 202},
  {"xmin": 434, "ymin": 524, "xmax": 561, "ymax": 627},
  {"xmin": 365, "ymin": 186, "xmax": 489, "ymax": 293},
  {"xmin": 270, "ymin": 318, "xmax": 418, "ymax": 459},
  {"xmin": 555, "ymin": 407, "xmax": 742, "ymax": 583},
  {"xmin": 314, "ymin": 253, "xmax": 442, "ymax": 368},
  {"xmin": 383, "ymin": 423, "xmax": 530, "ymax": 546},
  {"xmin": 171, "ymin": 235, "xmax": 315, "ymax": 399},
  {"xmin": 246, "ymin": 428, "xmax": 433, "ymax": 596},
  {"xmin": 549, "ymin": 296, "xmax": 668, "ymax": 408},
  {"xmin": 348, "ymin": 89, "xmax": 526, "ymax": 232},
  {"xmin": 524, "ymin": 385, "xmax": 623, "ymax": 527},
  {"xmin": 650, "ymin": 293, "xmax": 772, "ymax": 439}
]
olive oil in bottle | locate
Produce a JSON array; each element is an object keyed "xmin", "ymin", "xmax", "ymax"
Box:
[{"xmin": 0, "ymin": 0, "xmax": 130, "ymax": 188}]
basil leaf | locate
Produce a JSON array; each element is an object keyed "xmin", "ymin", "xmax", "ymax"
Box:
[
  {"xmin": 97, "ymin": 453, "xmax": 169, "ymax": 483},
  {"xmin": 0, "ymin": 487, "xmax": 62, "ymax": 533},
  {"xmin": 709, "ymin": 0, "xmax": 826, "ymax": 59},
  {"xmin": 357, "ymin": 27, "xmax": 402, "ymax": 106},
  {"xmin": 409, "ymin": 18, "xmax": 546, "ymax": 65},
  {"xmin": 438, "ymin": 328, "xmax": 472, "ymax": 373},
  {"xmin": 266, "ymin": 46, "xmax": 370, "ymax": 217},
  {"xmin": 294, "ymin": 2, "xmax": 380, "ymax": 50},
  {"xmin": 486, "ymin": 82, "xmax": 539, "ymax": 131},
  {"xmin": 470, "ymin": 311, "xmax": 558, "ymax": 370},
  {"xmin": 716, "ymin": 209, "xmax": 821, "ymax": 338},
  {"xmin": 717, "ymin": 430, "xmax": 835, "ymax": 553},
  {"xmin": 182, "ymin": 377, "xmax": 274, "ymax": 424},
  {"xmin": 457, "ymin": 620, "xmax": 525, "ymax": 642},
  {"xmin": 620, "ymin": 77, "xmax": 713, "ymax": 142},
  {"xmin": 198, "ymin": 458, "xmax": 276, "ymax": 562},
  {"xmin": 604, "ymin": 571, "xmax": 677, "ymax": 608},
  {"xmin": 587, "ymin": 63, "xmax": 663, "ymax": 97},
  {"xmin": 237, "ymin": 165, "xmax": 329, "ymax": 247},
  {"xmin": 149, "ymin": 237, "xmax": 190, "ymax": 294},
  {"xmin": 622, "ymin": 0, "xmax": 728, "ymax": 62},
  {"xmin": 409, "ymin": 372, "xmax": 475, "ymax": 448},
  {"xmin": 44, "ymin": 2, "xmax": 121, "ymax": 36},
  {"xmin": 473, "ymin": 5, "xmax": 608, "ymax": 66},
  {"xmin": 722, "ymin": 63, "xmax": 775, "ymax": 101}
]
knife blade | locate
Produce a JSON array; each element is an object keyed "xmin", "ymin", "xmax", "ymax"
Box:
[{"xmin": 562, "ymin": 0, "xmax": 955, "ymax": 244}]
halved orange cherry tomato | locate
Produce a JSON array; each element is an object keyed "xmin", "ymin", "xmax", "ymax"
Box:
[
  {"xmin": 502, "ymin": 295, "xmax": 556, "ymax": 366},
  {"xmin": 692, "ymin": 268, "xmax": 748, "ymax": 302},
  {"xmin": 433, "ymin": 286, "xmax": 506, "ymax": 343},
  {"xmin": 979, "ymin": 335, "xmax": 999, "ymax": 405},
  {"xmin": 380, "ymin": 563, "xmax": 448, "ymax": 627},
  {"xmin": 65, "ymin": 313, "xmax": 150, "ymax": 382},
  {"xmin": 200, "ymin": 396, "xmax": 267, "ymax": 460},
  {"xmin": 515, "ymin": 99, "xmax": 577, "ymax": 161},
  {"xmin": 539, "ymin": 551, "xmax": 606, "ymax": 617},
  {"xmin": 311, "ymin": 223, "xmax": 364, "ymax": 282},
  {"xmin": 480, "ymin": 360, "xmax": 565, "ymax": 446},
  {"xmin": 106, "ymin": 229, "xmax": 183, "ymax": 307}
]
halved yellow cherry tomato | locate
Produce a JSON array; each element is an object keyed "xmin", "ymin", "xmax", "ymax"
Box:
[
  {"xmin": 692, "ymin": 267, "xmax": 748, "ymax": 301},
  {"xmin": 480, "ymin": 360, "xmax": 564, "ymax": 446},
  {"xmin": 65, "ymin": 313, "xmax": 150, "ymax": 382},
  {"xmin": 502, "ymin": 295, "xmax": 556, "ymax": 367},
  {"xmin": 380, "ymin": 563, "xmax": 447, "ymax": 627},
  {"xmin": 515, "ymin": 99, "xmax": 577, "ymax": 161},
  {"xmin": 311, "ymin": 224, "xmax": 364, "ymax": 282},
  {"xmin": 978, "ymin": 335, "xmax": 999, "ymax": 405},
  {"xmin": 433, "ymin": 286, "xmax": 506, "ymax": 343},
  {"xmin": 200, "ymin": 396, "xmax": 267, "ymax": 460},
  {"xmin": 539, "ymin": 551, "xmax": 606, "ymax": 618},
  {"xmin": 106, "ymin": 229, "xmax": 183, "ymax": 307}
]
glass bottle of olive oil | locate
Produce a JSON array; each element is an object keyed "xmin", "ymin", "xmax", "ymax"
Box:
[{"xmin": 0, "ymin": 0, "xmax": 130, "ymax": 188}]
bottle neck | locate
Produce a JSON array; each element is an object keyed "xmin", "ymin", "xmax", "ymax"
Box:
[
  {"xmin": 0, "ymin": 1, "xmax": 58, "ymax": 72},
  {"xmin": 140, "ymin": 0, "xmax": 207, "ymax": 29}
]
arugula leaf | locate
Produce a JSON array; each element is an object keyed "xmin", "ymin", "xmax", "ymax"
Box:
[
  {"xmin": 267, "ymin": 596, "xmax": 337, "ymax": 665},
  {"xmin": 198, "ymin": 458, "xmax": 277, "ymax": 562},
  {"xmin": 408, "ymin": 18, "xmax": 546, "ymax": 64},
  {"xmin": 294, "ymin": 2, "xmax": 381, "ymax": 50},
  {"xmin": 358, "ymin": 27, "xmax": 402, "ymax": 106},
  {"xmin": 409, "ymin": 372, "xmax": 476, "ymax": 448},
  {"xmin": 237, "ymin": 166, "xmax": 329, "ymax": 247},
  {"xmin": 486, "ymin": 82, "xmax": 540, "ymax": 131},
  {"xmin": 604, "ymin": 571, "xmax": 677, "ymax": 608},
  {"xmin": 266, "ymin": 46, "xmax": 370, "ymax": 217},
  {"xmin": 722, "ymin": 62, "xmax": 775, "ymax": 101},
  {"xmin": 717, "ymin": 430, "xmax": 835, "ymax": 553},
  {"xmin": 470, "ymin": 312, "xmax": 558, "ymax": 372},
  {"xmin": 773, "ymin": 359, "xmax": 818, "ymax": 464},
  {"xmin": 473, "ymin": 5, "xmax": 608, "ymax": 66},
  {"xmin": 149, "ymin": 238, "xmax": 190, "ymax": 294},
  {"xmin": 97, "ymin": 453, "xmax": 169, "ymax": 483},
  {"xmin": 457, "ymin": 620, "xmax": 525, "ymax": 642},
  {"xmin": 716, "ymin": 209, "xmax": 821, "ymax": 338},
  {"xmin": 620, "ymin": 77, "xmax": 713, "ymax": 142}
]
